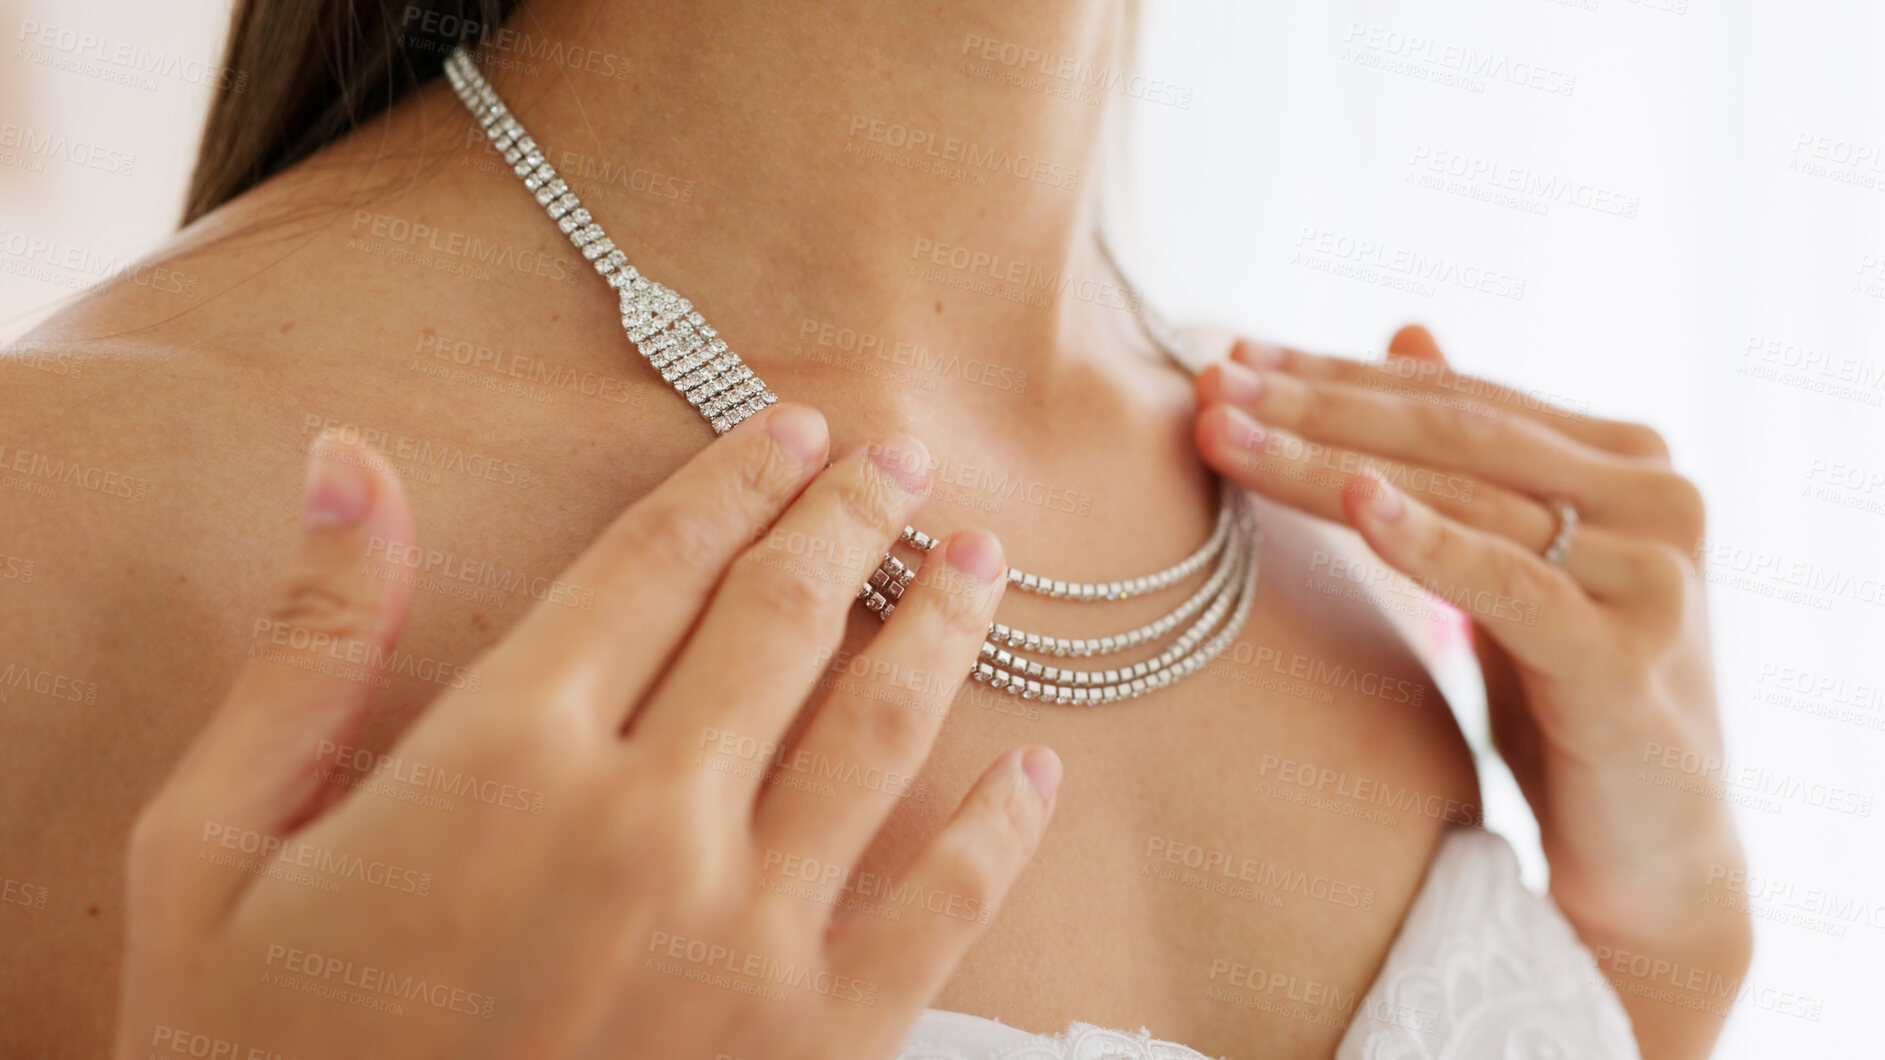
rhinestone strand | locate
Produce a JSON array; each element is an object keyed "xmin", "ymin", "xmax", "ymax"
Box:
[
  {"xmin": 985, "ymin": 486, "xmax": 1243, "ymax": 659},
  {"xmin": 443, "ymin": 46, "xmax": 1259, "ymax": 703},
  {"xmin": 974, "ymin": 496, "xmax": 1259, "ymax": 703},
  {"xmin": 976, "ymin": 508, "xmax": 1249, "ymax": 691},
  {"xmin": 895, "ymin": 497, "xmax": 1234, "ymax": 602}
]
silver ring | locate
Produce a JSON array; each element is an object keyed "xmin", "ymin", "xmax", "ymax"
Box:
[{"xmin": 1543, "ymin": 499, "xmax": 1579, "ymax": 567}]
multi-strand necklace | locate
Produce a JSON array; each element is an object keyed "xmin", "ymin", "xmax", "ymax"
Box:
[{"xmin": 442, "ymin": 46, "xmax": 1258, "ymax": 704}]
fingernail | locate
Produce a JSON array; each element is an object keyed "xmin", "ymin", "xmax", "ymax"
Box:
[
  {"xmin": 944, "ymin": 529, "xmax": 1004, "ymax": 585},
  {"xmin": 1237, "ymin": 341, "xmax": 1287, "ymax": 369},
  {"xmin": 1020, "ymin": 746, "xmax": 1062, "ymax": 805},
  {"xmin": 1222, "ymin": 406, "xmax": 1267, "ymax": 450},
  {"xmin": 869, "ymin": 434, "xmax": 931, "ymax": 494},
  {"xmin": 1370, "ymin": 477, "xmax": 1405, "ymax": 522},
  {"xmin": 304, "ymin": 437, "xmax": 372, "ymax": 529},
  {"xmin": 1218, "ymin": 361, "xmax": 1265, "ymax": 404},
  {"xmin": 765, "ymin": 403, "xmax": 828, "ymax": 464}
]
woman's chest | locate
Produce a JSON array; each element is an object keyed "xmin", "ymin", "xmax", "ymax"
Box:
[
  {"xmin": 313, "ymin": 399, "xmax": 1485, "ymax": 1059},
  {"xmin": 857, "ymin": 527, "xmax": 1482, "ymax": 1060},
  {"xmin": 230, "ymin": 369, "xmax": 1479, "ymax": 1058}
]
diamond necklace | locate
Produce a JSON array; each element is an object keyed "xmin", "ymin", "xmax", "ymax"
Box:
[{"xmin": 442, "ymin": 46, "xmax": 1258, "ymax": 704}]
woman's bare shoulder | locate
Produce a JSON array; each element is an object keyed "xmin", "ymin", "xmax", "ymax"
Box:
[
  {"xmin": 0, "ymin": 219, "xmax": 697, "ymax": 746},
  {"xmin": 1, "ymin": 282, "xmax": 312, "ymax": 772},
  {"xmin": 5, "ymin": 274, "xmax": 294, "ymax": 552}
]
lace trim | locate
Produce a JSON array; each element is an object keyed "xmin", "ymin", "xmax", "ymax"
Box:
[
  {"xmin": 1333, "ymin": 828, "xmax": 1639, "ymax": 1060},
  {"xmin": 899, "ymin": 1010, "xmax": 1216, "ymax": 1060},
  {"xmin": 898, "ymin": 829, "xmax": 1639, "ymax": 1060}
]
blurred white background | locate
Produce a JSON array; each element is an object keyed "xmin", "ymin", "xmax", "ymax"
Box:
[{"xmin": 3, "ymin": 0, "xmax": 1880, "ymax": 1056}]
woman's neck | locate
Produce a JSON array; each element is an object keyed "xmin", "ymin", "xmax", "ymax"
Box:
[{"xmin": 452, "ymin": 0, "xmax": 1137, "ymax": 391}]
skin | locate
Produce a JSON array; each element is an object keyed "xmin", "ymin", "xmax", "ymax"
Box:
[
  {"xmin": 117, "ymin": 412, "xmax": 1061, "ymax": 1060},
  {"xmin": 0, "ymin": 0, "xmax": 1745, "ymax": 1056}
]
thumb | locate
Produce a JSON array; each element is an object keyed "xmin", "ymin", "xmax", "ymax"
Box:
[
  {"xmin": 1387, "ymin": 323, "xmax": 1448, "ymax": 365},
  {"xmin": 142, "ymin": 430, "xmax": 417, "ymax": 923}
]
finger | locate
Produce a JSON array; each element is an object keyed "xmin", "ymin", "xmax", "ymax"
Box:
[
  {"xmin": 754, "ymin": 530, "xmax": 1006, "ymax": 883},
  {"xmin": 635, "ymin": 436, "xmax": 932, "ymax": 764},
  {"xmin": 1387, "ymin": 323, "xmax": 1447, "ymax": 363},
  {"xmin": 1232, "ymin": 338, "xmax": 1671, "ymax": 461},
  {"xmin": 1198, "ymin": 406, "xmax": 1653, "ymax": 604},
  {"xmin": 1194, "ymin": 402, "xmax": 1559, "ymax": 548},
  {"xmin": 138, "ymin": 433, "xmax": 416, "ymax": 926},
  {"xmin": 1341, "ymin": 473, "xmax": 1613, "ymax": 677},
  {"xmin": 495, "ymin": 402, "xmax": 830, "ymax": 732},
  {"xmin": 1199, "ymin": 361, "xmax": 1663, "ymax": 528},
  {"xmin": 829, "ymin": 746, "xmax": 1059, "ymax": 1031}
]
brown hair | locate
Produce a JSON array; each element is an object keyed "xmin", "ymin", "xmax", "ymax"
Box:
[{"xmin": 183, "ymin": 0, "xmax": 520, "ymax": 225}]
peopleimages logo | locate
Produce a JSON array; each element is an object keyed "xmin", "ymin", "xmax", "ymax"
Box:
[
  {"xmin": 794, "ymin": 317, "xmax": 1029, "ymax": 395},
  {"xmin": 399, "ymin": 6, "xmax": 632, "ymax": 79},
  {"xmin": 645, "ymin": 931, "xmax": 879, "ymax": 1006},
  {"xmin": 1292, "ymin": 226, "xmax": 1528, "ymax": 301},
  {"xmin": 348, "ymin": 209, "xmax": 580, "ymax": 285},
  {"xmin": 847, "ymin": 115, "xmax": 1080, "ymax": 190},
  {"xmin": 317, "ymin": 739, "xmax": 548, "ymax": 815},
  {"xmin": 0, "ymin": 123, "xmax": 135, "ymax": 177},
  {"xmin": 262, "ymin": 944, "xmax": 497, "ymax": 1019},
  {"xmin": 958, "ymin": 33, "xmax": 1193, "ymax": 109},
  {"xmin": 1406, "ymin": 146, "xmax": 1640, "ymax": 219},
  {"xmin": 908, "ymin": 237, "xmax": 1142, "ymax": 311},
  {"xmin": 14, "ymin": 20, "xmax": 248, "ymax": 92},
  {"xmin": 1341, "ymin": 22, "xmax": 1576, "ymax": 97},
  {"xmin": 199, "ymin": 820, "xmax": 433, "ymax": 896},
  {"xmin": 0, "ymin": 229, "xmax": 199, "ymax": 298},
  {"xmin": 1143, "ymin": 837, "xmax": 1376, "ymax": 911},
  {"xmin": 0, "ymin": 442, "xmax": 152, "ymax": 500}
]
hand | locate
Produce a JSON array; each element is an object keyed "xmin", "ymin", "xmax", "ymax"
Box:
[
  {"xmin": 1192, "ymin": 325, "xmax": 1750, "ymax": 1059},
  {"xmin": 116, "ymin": 405, "xmax": 1061, "ymax": 1060}
]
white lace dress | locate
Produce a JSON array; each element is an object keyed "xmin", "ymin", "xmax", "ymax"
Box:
[{"xmin": 896, "ymin": 828, "xmax": 1639, "ymax": 1060}]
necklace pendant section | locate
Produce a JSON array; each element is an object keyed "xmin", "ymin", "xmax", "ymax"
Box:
[{"xmin": 617, "ymin": 282, "xmax": 776, "ymax": 434}]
